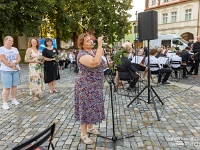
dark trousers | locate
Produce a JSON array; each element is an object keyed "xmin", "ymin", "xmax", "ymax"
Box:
[
  {"xmin": 151, "ymin": 68, "xmax": 172, "ymax": 83},
  {"xmin": 194, "ymin": 59, "xmax": 200, "ymax": 75},
  {"xmin": 59, "ymin": 60, "xmax": 64, "ymax": 66},
  {"xmin": 65, "ymin": 60, "xmax": 70, "ymax": 68},
  {"xmin": 129, "ymin": 75, "xmax": 139, "ymax": 88},
  {"xmin": 172, "ymin": 65, "xmax": 186, "ymax": 76}
]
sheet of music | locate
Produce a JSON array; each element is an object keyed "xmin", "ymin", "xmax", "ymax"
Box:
[
  {"xmin": 131, "ymin": 56, "xmax": 144, "ymax": 64},
  {"xmin": 167, "ymin": 53, "xmax": 175, "ymax": 59},
  {"xmin": 158, "ymin": 57, "xmax": 169, "ymax": 64}
]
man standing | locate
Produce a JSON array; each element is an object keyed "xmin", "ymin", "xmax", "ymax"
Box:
[{"xmin": 193, "ymin": 36, "xmax": 200, "ymax": 78}]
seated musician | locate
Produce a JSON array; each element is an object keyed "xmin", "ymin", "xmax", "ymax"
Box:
[
  {"xmin": 114, "ymin": 42, "xmax": 139, "ymax": 90},
  {"xmin": 156, "ymin": 48, "xmax": 169, "ymax": 68},
  {"xmin": 180, "ymin": 46, "xmax": 195, "ymax": 75},
  {"xmin": 131, "ymin": 53, "xmax": 148, "ymax": 81},
  {"xmin": 155, "ymin": 48, "xmax": 164, "ymax": 58},
  {"xmin": 171, "ymin": 52, "xmax": 188, "ymax": 78},
  {"xmin": 145, "ymin": 49, "xmax": 172, "ymax": 84}
]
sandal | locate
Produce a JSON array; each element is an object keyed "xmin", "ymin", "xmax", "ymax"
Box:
[
  {"xmin": 87, "ymin": 128, "xmax": 100, "ymax": 135},
  {"xmin": 50, "ymin": 90, "xmax": 54, "ymax": 94},
  {"xmin": 80, "ymin": 134, "xmax": 93, "ymax": 145},
  {"xmin": 33, "ymin": 96, "xmax": 39, "ymax": 101},
  {"xmin": 54, "ymin": 89, "xmax": 59, "ymax": 93}
]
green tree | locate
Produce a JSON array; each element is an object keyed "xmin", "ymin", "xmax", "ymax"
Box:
[
  {"xmin": 0, "ymin": 0, "xmax": 55, "ymax": 46},
  {"xmin": 0, "ymin": 0, "xmax": 17, "ymax": 45},
  {"xmin": 43, "ymin": 0, "xmax": 133, "ymax": 48}
]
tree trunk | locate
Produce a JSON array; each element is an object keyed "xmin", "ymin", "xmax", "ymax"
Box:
[
  {"xmin": 73, "ymin": 32, "xmax": 78, "ymax": 49},
  {"xmin": 0, "ymin": 31, "xmax": 3, "ymax": 46},
  {"xmin": 56, "ymin": 36, "xmax": 61, "ymax": 49}
]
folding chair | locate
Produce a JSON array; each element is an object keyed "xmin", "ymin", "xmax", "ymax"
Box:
[
  {"xmin": 11, "ymin": 123, "xmax": 55, "ymax": 150},
  {"xmin": 170, "ymin": 60, "xmax": 182, "ymax": 82},
  {"xmin": 116, "ymin": 68, "xmax": 139, "ymax": 97},
  {"xmin": 149, "ymin": 64, "xmax": 162, "ymax": 85}
]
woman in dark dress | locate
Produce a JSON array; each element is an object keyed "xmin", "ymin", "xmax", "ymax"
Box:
[{"xmin": 42, "ymin": 38, "xmax": 60, "ymax": 94}]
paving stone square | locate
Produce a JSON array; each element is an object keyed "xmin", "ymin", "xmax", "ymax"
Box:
[{"xmin": 0, "ymin": 64, "xmax": 200, "ymax": 150}]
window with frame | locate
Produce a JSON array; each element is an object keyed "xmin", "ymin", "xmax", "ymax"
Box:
[
  {"xmin": 163, "ymin": 13, "xmax": 168, "ymax": 24},
  {"xmin": 185, "ymin": 9, "xmax": 192, "ymax": 20},
  {"xmin": 152, "ymin": 0, "xmax": 156, "ymax": 5},
  {"xmin": 171, "ymin": 12, "xmax": 177, "ymax": 22}
]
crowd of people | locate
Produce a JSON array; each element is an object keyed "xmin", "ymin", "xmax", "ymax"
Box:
[{"xmin": 0, "ymin": 34, "xmax": 199, "ymax": 145}]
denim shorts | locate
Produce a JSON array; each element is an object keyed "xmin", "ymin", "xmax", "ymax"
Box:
[{"xmin": 1, "ymin": 70, "xmax": 19, "ymax": 88}]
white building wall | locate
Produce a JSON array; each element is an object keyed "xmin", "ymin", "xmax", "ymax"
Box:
[{"xmin": 146, "ymin": 0, "xmax": 199, "ymax": 39}]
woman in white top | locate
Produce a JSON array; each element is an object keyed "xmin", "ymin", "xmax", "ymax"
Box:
[{"xmin": 0, "ymin": 36, "xmax": 21, "ymax": 110}]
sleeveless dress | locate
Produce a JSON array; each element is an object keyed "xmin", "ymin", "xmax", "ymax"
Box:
[
  {"xmin": 25, "ymin": 50, "xmax": 45, "ymax": 96},
  {"xmin": 74, "ymin": 50, "xmax": 105, "ymax": 124}
]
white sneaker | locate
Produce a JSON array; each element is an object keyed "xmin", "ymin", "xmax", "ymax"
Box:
[
  {"xmin": 12, "ymin": 99, "xmax": 20, "ymax": 105},
  {"xmin": 2, "ymin": 102, "xmax": 10, "ymax": 110}
]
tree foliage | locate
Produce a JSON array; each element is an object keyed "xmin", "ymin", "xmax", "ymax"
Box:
[
  {"xmin": 0, "ymin": 0, "xmax": 54, "ymax": 45},
  {"xmin": 43, "ymin": 0, "xmax": 133, "ymax": 48},
  {"xmin": 0, "ymin": 0, "xmax": 133, "ymax": 48}
]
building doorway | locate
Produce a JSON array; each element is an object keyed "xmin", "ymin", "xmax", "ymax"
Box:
[{"xmin": 181, "ymin": 32, "xmax": 194, "ymax": 41}]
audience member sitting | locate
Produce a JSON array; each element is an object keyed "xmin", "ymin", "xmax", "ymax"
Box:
[
  {"xmin": 115, "ymin": 42, "xmax": 140, "ymax": 90},
  {"xmin": 69, "ymin": 49, "xmax": 78, "ymax": 72},
  {"xmin": 145, "ymin": 49, "xmax": 172, "ymax": 84}
]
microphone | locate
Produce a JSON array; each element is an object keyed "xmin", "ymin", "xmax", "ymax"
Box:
[{"xmin": 93, "ymin": 36, "xmax": 108, "ymax": 45}]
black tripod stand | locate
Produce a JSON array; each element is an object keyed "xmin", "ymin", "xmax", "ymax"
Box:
[
  {"xmin": 98, "ymin": 51, "xmax": 135, "ymax": 143},
  {"xmin": 127, "ymin": 40, "xmax": 164, "ymax": 121}
]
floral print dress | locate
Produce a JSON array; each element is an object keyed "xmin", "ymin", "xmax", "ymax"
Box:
[
  {"xmin": 25, "ymin": 50, "xmax": 45, "ymax": 96},
  {"xmin": 74, "ymin": 50, "xmax": 105, "ymax": 124}
]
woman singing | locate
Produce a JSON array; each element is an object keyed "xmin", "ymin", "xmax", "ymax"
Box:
[{"xmin": 74, "ymin": 34, "xmax": 105, "ymax": 144}]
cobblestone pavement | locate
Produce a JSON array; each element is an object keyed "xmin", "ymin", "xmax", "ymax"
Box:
[{"xmin": 0, "ymin": 65, "xmax": 200, "ymax": 150}]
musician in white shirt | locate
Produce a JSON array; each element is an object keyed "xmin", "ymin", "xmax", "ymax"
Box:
[
  {"xmin": 145, "ymin": 49, "xmax": 172, "ymax": 84},
  {"xmin": 171, "ymin": 52, "xmax": 187, "ymax": 78}
]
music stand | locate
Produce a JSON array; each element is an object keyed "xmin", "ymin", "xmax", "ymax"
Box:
[{"xmin": 127, "ymin": 40, "xmax": 164, "ymax": 121}]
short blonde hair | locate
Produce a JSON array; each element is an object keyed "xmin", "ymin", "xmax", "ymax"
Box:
[
  {"xmin": 4, "ymin": 36, "xmax": 13, "ymax": 42},
  {"xmin": 28, "ymin": 37, "xmax": 40, "ymax": 49},
  {"xmin": 157, "ymin": 48, "xmax": 163, "ymax": 54},
  {"xmin": 77, "ymin": 33, "xmax": 88, "ymax": 49}
]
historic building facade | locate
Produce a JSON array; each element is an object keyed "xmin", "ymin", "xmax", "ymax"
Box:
[{"xmin": 145, "ymin": 0, "xmax": 200, "ymax": 41}]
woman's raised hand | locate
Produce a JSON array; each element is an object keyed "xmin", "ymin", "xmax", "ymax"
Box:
[{"xmin": 97, "ymin": 36, "xmax": 103, "ymax": 48}]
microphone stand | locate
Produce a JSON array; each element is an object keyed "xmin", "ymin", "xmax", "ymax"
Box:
[{"xmin": 98, "ymin": 45, "xmax": 135, "ymax": 145}]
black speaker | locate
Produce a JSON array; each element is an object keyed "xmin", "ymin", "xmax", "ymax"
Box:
[{"xmin": 138, "ymin": 10, "xmax": 158, "ymax": 40}]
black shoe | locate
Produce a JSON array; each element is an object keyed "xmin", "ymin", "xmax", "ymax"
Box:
[
  {"xmin": 175, "ymin": 75, "xmax": 178, "ymax": 78},
  {"xmin": 127, "ymin": 87, "xmax": 138, "ymax": 91},
  {"xmin": 127, "ymin": 87, "xmax": 133, "ymax": 91},
  {"xmin": 182, "ymin": 76, "xmax": 188, "ymax": 79},
  {"xmin": 187, "ymin": 72, "xmax": 193, "ymax": 75},
  {"xmin": 162, "ymin": 81, "xmax": 170, "ymax": 85}
]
